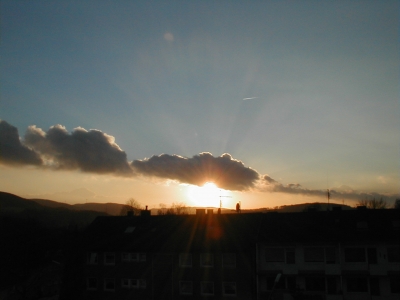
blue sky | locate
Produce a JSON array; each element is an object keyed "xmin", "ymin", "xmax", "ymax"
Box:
[{"xmin": 1, "ymin": 1, "xmax": 398, "ymax": 208}]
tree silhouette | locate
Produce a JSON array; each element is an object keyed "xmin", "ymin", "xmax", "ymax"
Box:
[
  {"xmin": 120, "ymin": 198, "xmax": 143, "ymax": 216},
  {"xmin": 357, "ymin": 198, "xmax": 387, "ymax": 209},
  {"xmin": 394, "ymin": 199, "xmax": 400, "ymax": 209}
]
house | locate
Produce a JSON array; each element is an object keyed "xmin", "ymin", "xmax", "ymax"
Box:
[
  {"xmin": 75, "ymin": 208, "xmax": 399, "ymax": 300},
  {"xmin": 79, "ymin": 210, "xmax": 261, "ymax": 300},
  {"xmin": 255, "ymin": 208, "xmax": 400, "ymax": 300}
]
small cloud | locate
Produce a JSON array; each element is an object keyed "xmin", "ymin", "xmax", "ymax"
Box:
[
  {"xmin": 243, "ymin": 97, "xmax": 258, "ymax": 101},
  {"xmin": 163, "ymin": 32, "xmax": 174, "ymax": 42}
]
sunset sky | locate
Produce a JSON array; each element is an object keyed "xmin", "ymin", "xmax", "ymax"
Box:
[{"xmin": 1, "ymin": 1, "xmax": 398, "ymax": 209}]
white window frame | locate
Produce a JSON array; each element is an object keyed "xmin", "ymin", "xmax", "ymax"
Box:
[
  {"xmin": 104, "ymin": 252, "xmax": 115, "ymax": 265},
  {"xmin": 179, "ymin": 281, "xmax": 193, "ymax": 295},
  {"xmin": 179, "ymin": 253, "xmax": 193, "ymax": 267},
  {"xmin": 87, "ymin": 252, "xmax": 98, "ymax": 265},
  {"xmin": 86, "ymin": 277, "xmax": 97, "ymax": 290},
  {"xmin": 104, "ymin": 278, "xmax": 115, "ymax": 291},
  {"xmin": 222, "ymin": 282, "xmax": 237, "ymax": 296},
  {"xmin": 201, "ymin": 253, "xmax": 214, "ymax": 267},
  {"xmin": 122, "ymin": 278, "xmax": 139, "ymax": 289},
  {"xmin": 222, "ymin": 253, "xmax": 236, "ymax": 268},
  {"xmin": 201, "ymin": 281, "xmax": 214, "ymax": 296}
]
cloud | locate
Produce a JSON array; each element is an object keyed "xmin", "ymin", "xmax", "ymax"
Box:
[
  {"xmin": 0, "ymin": 120, "xmax": 42, "ymax": 166},
  {"xmin": 259, "ymin": 174, "xmax": 399, "ymax": 202},
  {"xmin": 131, "ymin": 152, "xmax": 260, "ymax": 191},
  {"xmin": 1, "ymin": 120, "xmax": 398, "ymax": 201},
  {"xmin": 24, "ymin": 124, "xmax": 132, "ymax": 175}
]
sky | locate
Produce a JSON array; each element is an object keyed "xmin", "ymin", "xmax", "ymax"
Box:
[{"xmin": 1, "ymin": 1, "xmax": 399, "ymax": 209}]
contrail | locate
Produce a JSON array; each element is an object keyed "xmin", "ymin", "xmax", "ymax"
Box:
[{"xmin": 243, "ymin": 97, "xmax": 258, "ymax": 101}]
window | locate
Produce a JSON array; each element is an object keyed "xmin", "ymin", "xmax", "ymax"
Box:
[
  {"xmin": 87, "ymin": 277, "xmax": 97, "ymax": 290},
  {"xmin": 367, "ymin": 248, "xmax": 377, "ymax": 264},
  {"xmin": 369, "ymin": 277, "xmax": 380, "ymax": 296},
  {"xmin": 325, "ymin": 247, "xmax": 336, "ymax": 264},
  {"xmin": 356, "ymin": 221, "xmax": 368, "ymax": 230},
  {"xmin": 124, "ymin": 226, "xmax": 135, "ymax": 233},
  {"xmin": 392, "ymin": 220, "xmax": 400, "ymax": 230},
  {"xmin": 104, "ymin": 252, "xmax": 115, "ymax": 265},
  {"xmin": 223, "ymin": 282, "xmax": 237, "ymax": 296},
  {"xmin": 201, "ymin": 282, "xmax": 214, "ymax": 296},
  {"xmin": 390, "ymin": 276, "xmax": 400, "ymax": 293},
  {"xmin": 304, "ymin": 247, "xmax": 324, "ymax": 262},
  {"xmin": 122, "ymin": 253, "xmax": 130, "ymax": 262},
  {"xmin": 286, "ymin": 248, "xmax": 295, "ymax": 264},
  {"xmin": 222, "ymin": 253, "xmax": 236, "ymax": 268},
  {"xmin": 305, "ymin": 277, "xmax": 325, "ymax": 292},
  {"xmin": 265, "ymin": 248, "xmax": 284, "ymax": 262},
  {"xmin": 139, "ymin": 279, "xmax": 146, "ymax": 289},
  {"xmin": 265, "ymin": 276, "xmax": 285, "ymax": 290},
  {"xmin": 121, "ymin": 252, "xmax": 146, "ymax": 262},
  {"xmin": 346, "ymin": 277, "xmax": 368, "ymax": 292},
  {"xmin": 179, "ymin": 253, "xmax": 192, "ymax": 267},
  {"xmin": 104, "ymin": 278, "xmax": 115, "ymax": 291},
  {"xmin": 122, "ymin": 279, "xmax": 139, "ymax": 289},
  {"xmin": 201, "ymin": 253, "xmax": 214, "ymax": 267},
  {"xmin": 139, "ymin": 253, "xmax": 146, "ymax": 262},
  {"xmin": 387, "ymin": 246, "xmax": 400, "ymax": 262},
  {"xmin": 326, "ymin": 277, "xmax": 338, "ymax": 294},
  {"xmin": 87, "ymin": 252, "xmax": 98, "ymax": 264},
  {"xmin": 179, "ymin": 281, "xmax": 193, "ymax": 295},
  {"xmin": 344, "ymin": 248, "xmax": 366, "ymax": 263}
]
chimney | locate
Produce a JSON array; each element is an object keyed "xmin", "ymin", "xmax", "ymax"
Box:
[{"xmin": 196, "ymin": 209, "xmax": 206, "ymax": 216}]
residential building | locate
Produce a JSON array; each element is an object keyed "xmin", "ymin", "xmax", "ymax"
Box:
[{"xmin": 75, "ymin": 208, "xmax": 399, "ymax": 300}]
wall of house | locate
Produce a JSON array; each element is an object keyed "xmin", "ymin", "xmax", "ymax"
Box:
[{"xmin": 256, "ymin": 243, "xmax": 400, "ymax": 300}]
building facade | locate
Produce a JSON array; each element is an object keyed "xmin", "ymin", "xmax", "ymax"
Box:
[{"xmin": 76, "ymin": 208, "xmax": 399, "ymax": 300}]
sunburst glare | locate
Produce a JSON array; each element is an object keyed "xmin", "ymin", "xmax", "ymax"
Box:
[{"xmin": 186, "ymin": 182, "xmax": 231, "ymax": 208}]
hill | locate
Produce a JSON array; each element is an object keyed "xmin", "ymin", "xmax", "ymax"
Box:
[{"xmin": 0, "ymin": 191, "xmax": 109, "ymax": 228}]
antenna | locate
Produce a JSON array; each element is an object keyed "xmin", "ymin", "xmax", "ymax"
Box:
[
  {"xmin": 327, "ymin": 189, "xmax": 330, "ymax": 211},
  {"xmin": 219, "ymin": 190, "xmax": 231, "ymax": 210}
]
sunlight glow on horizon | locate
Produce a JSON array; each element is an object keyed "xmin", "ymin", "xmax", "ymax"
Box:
[{"xmin": 186, "ymin": 182, "xmax": 232, "ymax": 208}]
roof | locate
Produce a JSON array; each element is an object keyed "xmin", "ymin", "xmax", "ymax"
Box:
[
  {"xmin": 84, "ymin": 213, "xmax": 263, "ymax": 252},
  {"xmin": 83, "ymin": 209, "xmax": 400, "ymax": 252}
]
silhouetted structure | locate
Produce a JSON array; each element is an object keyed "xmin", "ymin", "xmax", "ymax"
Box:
[{"xmin": 74, "ymin": 209, "xmax": 399, "ymax": 299}]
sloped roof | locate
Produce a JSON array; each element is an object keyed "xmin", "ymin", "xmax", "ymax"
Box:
[
  {"xmin": 83, "ymin": 209, "xmax": 400, "ymax": 252},
  {"xmin": 84, "ymin": 213, "xmax": 263, "ymax": 252}
]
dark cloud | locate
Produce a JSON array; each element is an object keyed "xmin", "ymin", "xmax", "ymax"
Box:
[
  {"xmin": 132, "ymin": 152, "xmax": 260, "ymax": 191},
  {"xmin": 0, "ymin": 120, "xmax": 42, "ymax": 166},
  {"xmin": 260, "ymin": 175, "xmax": 399, "ymax": 202},
  {"xmin": 24, "ymin": 124, "xmax": 132, "ymax": 175}
]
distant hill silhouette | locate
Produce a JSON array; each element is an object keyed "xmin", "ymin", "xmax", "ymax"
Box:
[
  {"xmin": 0, "ymin": 191, "xmax": 109, "ymax": 228},
  {"xmin": 249, "ymin": 202, "xmax": 353, "ymax": 213}
]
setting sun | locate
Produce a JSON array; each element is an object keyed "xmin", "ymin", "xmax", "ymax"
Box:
[{"xmin": 186, "ymin": 182, "xmax": 231, "ymax": 208}]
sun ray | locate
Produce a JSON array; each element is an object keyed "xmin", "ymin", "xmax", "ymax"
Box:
[{"xmin": 186, "ymin": 182, "xmax": 229, "ymax": 207}]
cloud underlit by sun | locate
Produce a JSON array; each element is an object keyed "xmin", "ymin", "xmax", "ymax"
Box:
[{"xmin": 186, "ymin": 182, "xmax": 231, "ymax": 207}]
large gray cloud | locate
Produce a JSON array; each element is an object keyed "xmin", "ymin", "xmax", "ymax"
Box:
[
  {"xmin": 24, "ymin": 124, "xmax": 132, "ymax": 175},
  {"xmin": 0, "ymin": 120, "xmax": 42, "ymax": 166},
  {"xmin": 131, "ymin": 152, "xmax": 260, "ymax": 191}
]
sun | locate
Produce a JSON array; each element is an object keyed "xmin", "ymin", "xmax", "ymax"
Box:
[{"xmin": 186, "ymin": 182, "xmax": 227, "ymax": 207}]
